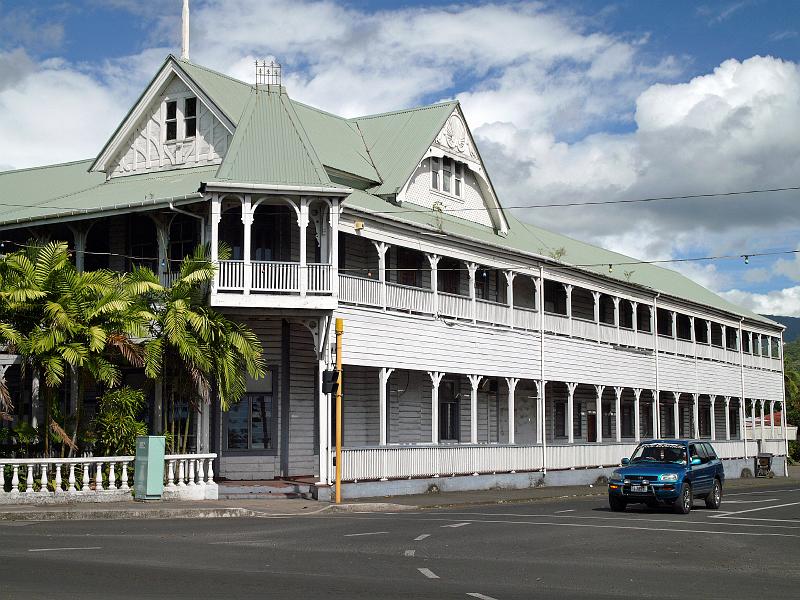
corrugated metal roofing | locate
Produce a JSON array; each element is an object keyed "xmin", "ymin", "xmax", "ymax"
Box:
[
  {"xmin": 0, "ymin": 164, "xmax": 212, "ymax": 225},
  {"xmin": 350, "ymin": 102, "xmax": 458, "ymax": 196},
  {"xmin": 215, "ymin": 89, "xmax": 330, "ymax": 185},
  {"xmin": 342, "ymin": 190, "xmax": 778, "ymax": 327},
  {"xmin": 176, "ymin": 58, "xmax": 253, "ymax": 125}
]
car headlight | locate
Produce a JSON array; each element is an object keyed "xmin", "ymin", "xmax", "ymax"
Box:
[
  {"xmin": 611, "ymin": 470, "xmax": 623, "ymax": 481},
  {"xmin": 659, "ymin": 473, "xmax": 679, "ymax": 482}
]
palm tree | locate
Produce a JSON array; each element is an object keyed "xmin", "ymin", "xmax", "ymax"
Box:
[{"xmin": 144, "ymin": 245, "xmax": 265, "ymax": 453}]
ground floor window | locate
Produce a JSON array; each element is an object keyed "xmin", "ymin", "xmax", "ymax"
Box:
[
  {"xmin": 225, "ymin": 372, "xmax": 276, "ymax": 451},
  {"xmin": 622, "ymin": 404, "xmax": 633, "ymax": 438},
  {"xmin": 555, "ymin": 402, "xmax": 566, "ymax": 438},
  {"xmin": 699, "ymin": 403, "xmax": 711, "ymax": 437},
  {"xmin": 439, "ymin": 400, "xmax": 460, "ymax": 442},
  {"xmin": 641, "ymin": 403, "xmax": 653, "ymax": 437},
  {"xmin": 573, "ymin": 401, "xmax": 582, "ymax": 439},
  {"xmin": 662, "ymin": 404, "xmax": 674, "ymax": 437},
  {"xmin": 729, "ymin": 405, "xmax": 740, "ymax": 438}
]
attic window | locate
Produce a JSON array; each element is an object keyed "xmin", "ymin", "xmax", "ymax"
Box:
[
  {"xmin": 430, "ymin": 156, "xmax": 464, "ymax": 199},
  {"xmin": 165, "ymin": 101, "xmax": 178, "ymax": 141},
  {"xmin": 164, "ymin": 96, "xmax": 198, "ymax": 143},
  {"xmin": 184, "ymin": 97, "xmax": 197, "ymax": 138}
]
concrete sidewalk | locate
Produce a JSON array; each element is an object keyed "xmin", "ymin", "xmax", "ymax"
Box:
[{"xmin": 1, "ymin": 466, "xmax": 796, "ymax": 521}]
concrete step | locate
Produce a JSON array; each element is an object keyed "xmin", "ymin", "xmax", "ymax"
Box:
[{"xmin": 218, "ymin": 482, "xmax": 316, "ymax": 501}]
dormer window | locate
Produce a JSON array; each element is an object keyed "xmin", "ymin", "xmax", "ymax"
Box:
[
  {"xmin": 164, "ymin": 96, "xmax": 198, "ymax": 143},
  {"xmin": 430, "ymin": 156, "xmax": 464, "ymax": 199}
]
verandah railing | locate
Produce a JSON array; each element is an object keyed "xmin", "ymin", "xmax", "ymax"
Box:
[{"xmin": 0, "ymin": 453, "xmax": 217, "ymax": 504}]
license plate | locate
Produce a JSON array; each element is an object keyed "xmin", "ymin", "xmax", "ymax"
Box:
[{"xmin": 631, "ymin": 485, "xmax": 648, "ymax": 493}]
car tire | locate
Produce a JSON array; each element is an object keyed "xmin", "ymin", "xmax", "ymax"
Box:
[
  {"xmin": 705, "ymin": 478, "xmax": 722, "ymax": 509},
  {"xmin": 674, "ymin": 482, "xmax": 692, "ymax": 514},
  {"xmin": 609, "ymin": 496, "xmax": 627, "ymax": 512}
]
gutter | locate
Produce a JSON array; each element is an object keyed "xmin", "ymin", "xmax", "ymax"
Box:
[{"xmin": 202, "ymin": 181, "xmax": 352, "ymax": 196}]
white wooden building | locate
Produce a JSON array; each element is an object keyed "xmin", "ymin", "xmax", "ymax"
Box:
[{"xmin": 0, "ymin": 54, "xmax": 790, "ymax": 495}]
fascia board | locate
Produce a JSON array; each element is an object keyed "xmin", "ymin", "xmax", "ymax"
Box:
[
  {"xmin": 91, "ymin": 57, "xmax": 236, "ymax": 174},
  {"xmin": 203, "ymin": 181, "xmax": 352, "ymax": 196}
]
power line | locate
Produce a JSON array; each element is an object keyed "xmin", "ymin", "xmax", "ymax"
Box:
[{"xmin": 0, "ymin": 185, "xmax": 798, "ymax": 216}]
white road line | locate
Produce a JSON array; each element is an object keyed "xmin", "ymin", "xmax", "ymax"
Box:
[
  {"xmin": 711, "ymin": 501, "xmax": 800, "ymax": 516},
  {"xmin": 724, "ymin": 499, "xmax": 779, "ymax": 504},
  {"xmin": 554, "ymin": 509, "xmax": 575, "ymax": 513},
  {"xmin": 418, "ymin": 567, "xmax": 440, "ymax": 579},
  {"xmin": 404, "ymin": 549, "xmax": 416, "ymax": 557},
  {"xmin": 467, "ymin": 593, "xmax": 499, "ymax": 600},
  {"xmin": 414, "ymin": 534, "xmax": 431, "ymax": 541},
  {"xmin": 28, "ymin": 547, "xmax": 102, "ymax": 553},
  {"xmin": 442, "ymin": 522, "xmax": 470, "ymax": 528},
  {"xmin": 343, "ymin": 531, "xmax": 389, "ymax": 537},
  {"xmin": 726, "ymin": 488, "xmax": 800, "ymax": 496}
]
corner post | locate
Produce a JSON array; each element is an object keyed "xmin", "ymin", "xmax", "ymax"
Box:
[
  {"xmin": 594, "ymin": 385, "xmax": 604, "ymax": 444},
  {"xmin": 506, "ymin": 377, "xmax": 519, "ymax": 445},
  {"xmin": 299, "ymin": 197, "xmax": 309, "ymax": 297},
  {"xmin": 468, "ymin": 375, "xmax": 483, "ymax": 444},
  {"xmin": 242, "ymin": 195, "xmax": 252, "ymax": 295},
  {"xmin": 566, "ymin": 382, "xmax": 577, "ymax": 444},
  {"xmin": 633, "ymin": 388, "xmax": 642, "ymax": 442},
  {"xmin": 505, "ymin": 271, "xmax": 516, "ymax": 328},
  {"xmin": 428, "ymin": 371, "xmax": 444, "ymax": 444},
  {"xmin": 672, "ymin": 392, "xmax": 680, "ymax": 439},
  {"xmin": 692, "ymin": 393, "xmax": 699, "ymax": 439},
  {"xmin": 709, "ymin": 395, "xmax": 717, "ymax": 441},
  {"xmin": 427, "ymin": 254, "xmax": 440, "ymax": 315},
  {"xmin": 330, "ymin": 200, "xmax": 340, "ymax": 296},
  {"xmin": 614, "ymin": 386, "xmax": 623, "ymax": 442},
  {"xmin": 468, "ymin": 263, "xmax": 478, "ymax": 324},
  {"xmin": 378, "ymin": 367, "xmax": 394, "ymax": 446},
  {"xmin": 210, "ymin": 194, "xmax": 221, "ymax": 293}
]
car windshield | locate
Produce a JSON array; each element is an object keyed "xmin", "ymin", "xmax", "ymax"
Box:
[{"xmin": 629, "ymin": 443, "xmax": 687, "ymax": 465}]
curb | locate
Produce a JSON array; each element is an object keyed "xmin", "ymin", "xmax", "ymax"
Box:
[
  {"xmin": 328, "ymin": 502, "xmax": 416, "ymax": 513},
  {"xmin": 0, "ymin": 507, "xmax": 253, "ymax": 522}
]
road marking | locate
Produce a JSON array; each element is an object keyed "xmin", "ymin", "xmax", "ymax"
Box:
[
  {"xmin": 726, "ymin": 488, "xmax": 800, "ymax": 496},
  {"xmin": 418, "ymin": 567, "xmax": 439, "ymax": 579},
  {"xmin": 442, "ymin": 522, "xmax": 470, "ymax": 528},
  {"xmin": 404, "ymin": 549, "xmax": 416, "ymax": 557},
  {"xmin": 554, "ymin": 509, "xmax": 575, "ymax": 513},
  {"xmin": 710, "ymin": 501, "xmax": 800, "ymax": 516},
  {"xmin": 28, "ymin": 547, "xmax": 102, "ymax": 553},
  {"xmin": 414, "ymin": 534, "xmax": 430, "ymax": 541},
  {"xmin": 467, "ymin": 594, "xmax": 499, "ymax": 600},
  {"xmin": 724, "ymin": 499, "xmax": 779, "ymax": 504},
  {"xmin": 343, "ymin": 531, "xmax": 389, "ymax": 537}
]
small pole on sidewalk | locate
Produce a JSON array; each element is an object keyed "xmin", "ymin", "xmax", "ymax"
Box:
[{"xmin": 335, "ymin": 318, "xmax": 344, "ymax": 504}]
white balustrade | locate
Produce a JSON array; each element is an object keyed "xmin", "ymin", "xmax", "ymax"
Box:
[
  {"xmin": 710, "ymin": 345, "xmax": 726, "ymax": 362},
  {"xmin": 544, "ymin": 312, "xmax": 569, "ymax": 335},
  {"xmin": 339, "ymin": 275, "xmax": 382, "ymax": 306},
  {"xmin": 439, "ymin": 292, "xmax": 472, "ymax": 320},
  {"xmin": 513, "ymin": 306, "xmax": 538, "ymax": 330},
  {"xmin": 547, "ymin": 443, "xmax": 639, "ymax": 470},
  {"xmin": 0, "ymin": 453, "xmax": 217, "ymax": 504},
  {"xmin": 217, "ymin": 260, "xmax": 245, "ymax": 290},
  {"xmin": 250, "ymin": 261, "xmax": 300, "ymax": 292},
  {"xmin": 598, "ymin": 323, "xmax": 617, "ymax": 344},
  {"xmin": 658, "ymin": 335, "xmax": 676, "ymax": 354},
  {"xmin": 712, "ymin": 439, "xmax": 759, "ymax": 459},
  {"xmin": 307, "ymin": 263, "xmax": 332, "ymax": 293},
  {"xmin": 386, "ymin": 282, "xmax": 433, "ymax": 313},
  {"xmin": 571, "ymin": 317, "xmax": 596, "ymax": 341},
  {"xmin": 675, "ymin": 338, "xmax": 694, "ymax": 357},
  {"xmin": 696, "ymin": 342, "xmax": 711, "ymax": 360},
  {"xmin": 476, "ymin": 298, "xmax": 508, "ymax": 325},
  {"xmin": 727, "ymin": 349, "xmax": 740, "ymax": 365},
  {"xmin": 636, "ymin": 331, "xmax": 654, "ymax": 349},
  {"xmin": 618, "ymin": 327, "xmax": 637, "ymax": 347}
]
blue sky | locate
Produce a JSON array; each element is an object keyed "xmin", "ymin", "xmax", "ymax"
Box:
[{"xmin": 1, "ymin": 0, "xmax": 800, "ymax": 314}]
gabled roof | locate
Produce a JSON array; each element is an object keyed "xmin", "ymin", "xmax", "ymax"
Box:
[
  {"xmin": 349, "ymin": 102, "xmax": 458, "ymax": 196},
  {"xmin": 175, "ymin": 58, "xmax": 253, "ymax": 125},
  {"xmin": 215, "ymin": 88, "xmax": 330, "ymax": 186}
]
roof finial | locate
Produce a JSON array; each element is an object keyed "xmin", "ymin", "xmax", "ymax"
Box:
[
  {"xmin": 181, "ymin": 0, "xmax": 190, "ymax": 60},
  {"xmin": 255, "ymin": 59, "xmax": 282, "ymax": 89}
]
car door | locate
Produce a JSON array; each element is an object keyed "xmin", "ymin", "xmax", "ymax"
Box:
[
  {"xmin": 702, "ymin": 442, "xmax": 722, "ymax": 482},
  {"xmin": 688, "ymin": 443, "xmax": 712, "ymax": 494}
]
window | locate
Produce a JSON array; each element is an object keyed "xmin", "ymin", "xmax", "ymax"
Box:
[
  {"xmin": 442, "ymin": 157, "xmax": 452, "ymax": 193},
  {"xmin": 165, "ymin": 100, "xmax": 178, "ymax": 142},
  {"xmin": 454, "ymin": 162, "xmax": 463, "ymax": 197},
  {"xmin": 702, "ymin": 442, "xmax": 717, "ymax": 460},
  {"xmin": 431, "ymin": 157, "xmax": 440, "ymax": 190},
  {"xmin": 184, "ymin": 97, "xmax": 197, "ymax": 138},
  {"xmin": 622, "ymin": 404, "xmax": 633, "ymax": 438},
  {"xmin": 555, "ymin": 402, "xmax": 566, "ymax": 438},
  {"xmin": 226, "ymin": 390, "xmax": 275, "ymax": 450},
  {"xmin": 439, "ymin": 380, "xmax": 460, "ymax": 443}
]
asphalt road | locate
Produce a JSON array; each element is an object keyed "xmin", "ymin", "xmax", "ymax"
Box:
[{"xmin": 2, "ymin": 483, "xmax": 799, "ymax": 600}]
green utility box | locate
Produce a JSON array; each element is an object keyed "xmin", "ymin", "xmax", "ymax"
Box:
[{"xmin": 134, "ymin": 435, "xmax": 166, "ymax": 501}]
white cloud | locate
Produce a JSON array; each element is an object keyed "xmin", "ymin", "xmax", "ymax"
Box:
[{"xmin": 721, "ymin": 287, "xmax": 800, "ymax": 317}]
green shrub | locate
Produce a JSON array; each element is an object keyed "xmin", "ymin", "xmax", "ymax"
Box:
[{"xmin": 93, "ymin": 387, "xmax": 147, "ymax": 456}]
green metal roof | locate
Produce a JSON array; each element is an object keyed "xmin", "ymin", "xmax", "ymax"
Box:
[
  {"xmin": 342, "ymin": 190, "xmax": 778, "ymax": 327},
  {"xmin": 350, "ymin": 102, "xmax": 458, "ymax": 196},
  {"xmin": 0, "ymin": 164, "xmax": 212, "ymax": 226},
  {"xmin": 215, "ymin": 88, "xmax": 330, "ymax": 186},
  {"xmin": 175, "ymin": 58, "xmax": 253, "ymax": 125}
]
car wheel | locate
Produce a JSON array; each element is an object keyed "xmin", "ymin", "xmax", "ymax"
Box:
[
  {"xmin": 705, "ymin": 479, "xmax": 722, "ymax": 509},
  {"xmin": 674, "ymin": 483, "xmax": 692, "ymax": 514},
  {"xmin": 609, "ymin": 496, "xmax": 627, "ymax": 512}
]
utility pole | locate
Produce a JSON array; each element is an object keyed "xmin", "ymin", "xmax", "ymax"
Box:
[{"xmin": 335, "ymin": 318, "xmax": 344, "ymax": 504}]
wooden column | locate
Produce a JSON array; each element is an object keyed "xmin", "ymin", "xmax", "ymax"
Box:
[
  {"xmin": 594, "ymin": 385, "xmax": 604, "ymax": 444},
  {"xmin": 242, "ymin": 195, "xmax": 252, "ymax": 295},
  {"xmin": 209, "ymin": 194, "xmax": 221, "ymax": 293},
  {"xmin": 633, "ymin": 388, "xmax": 642, "ymax": 442},
  {"xmin": 505, "ymin": 271, "xmax": 516, "ymax": 328},
  {"xmin": 592, "ymin": 291, "xmax": 601, "ymax": 342},
  {"xmin": 613, "ymin": 297, "xmax": 620, "ymax": 344},
  {"xmin": 330, "ymin": 200, "xmax": 340, "ymax": 296},
  {"xmin": 724, "ymin": 396, "xmax": 731, "ymax": 440},
  {"xmin": 565, "ymin": 284, "xmax": 573, "ymax": 336},
  {"xmin": 759, "ymin": 399, "xmax": 766, "ymax": 440},
  {"xmin": 468, "ymin": 375, "xmax": 483, "ymax": 444},
  {"xmin": 468, "ymin": 263, "xmax": 478, "ymax": 324},
  {"xmin": 672, "ymin": 392, "xmax": 680, "ymax": 439},
  {"xmin": 692, "ymin": 393, "xmax": 699, "ymax": 439},
  {"xmin": 427, "ymin": 254, "xmax": 440, "ymax": 315},
  {"xmin": 536, "ymin": 380, "xmax": 547, "ymax": 445},
  {"xmin": 506, "ymin": 377, "xmax": 519, "ymax": 445},
  {"xmin": 298, "ymin": 198, "xmax": 309, "ymax": 297},
  {"xmin": 428, "ymin": 371, "xmax": 444, "ymax": 445},
  {"xmin": 652, "ymin": 390, "xmax": 660, "ymax": 439},
  {"xmin": 566, "ymin": 382, "xmax": 577, "ymax": 444},
  {"xmin": 372, "ymin": 241, "xmax": 389, "ymax": 309},
  {"xmin": 378, "ymin": 367, "xmax": 394, "ymax": 446},
  {"xmin": 709, "ymin": 395, "xmax": 717, "ymax": 441},
  {"xmin": 614, "ymin": 386, "xmax": 622, "ymax": 442}
]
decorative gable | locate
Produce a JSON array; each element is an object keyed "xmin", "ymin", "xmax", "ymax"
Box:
[
  {"xmin": 108, "ymin": 75, "xmax": 231, "ymax": 177},
  {"xmin": 397, "ymin": 108, "xmax": 508, "ymax": 233}
]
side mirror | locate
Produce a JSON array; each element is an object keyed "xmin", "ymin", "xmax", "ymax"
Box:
[
  {"xmin": 691, "ymin": 457, "xmax": 702, "ymax": 465},
  {"xmin": 620, "ymin": 458, "xmax": 629, "ymax": 465}
]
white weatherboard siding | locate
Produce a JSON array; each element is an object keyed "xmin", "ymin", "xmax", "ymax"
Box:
[{"xmin": 744, "ymin": 367, "xmax": 784, "ymax": 401}]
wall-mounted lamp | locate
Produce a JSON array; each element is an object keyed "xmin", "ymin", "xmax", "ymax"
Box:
[{"xmin": 354, "ymin": 220, "xmax": 365, "ymax": 232}]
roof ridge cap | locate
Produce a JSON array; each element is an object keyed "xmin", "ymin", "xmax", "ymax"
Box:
[
  {"xmin": 175, "ymin": 57, "xmax": 255, "ymax": 90},
  {"xmin": 0, "ymin": 158, "xmax": 95, "ymax": 176},
  {"xmin": 290, "ymin": 99, "xmax": 348, "ymax": 121},
  {"xmin": 349, "ymin": 100, "xmax": 459, "ymax": 122}
]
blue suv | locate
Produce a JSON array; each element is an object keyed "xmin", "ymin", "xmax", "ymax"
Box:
[{"xmin": 608, "ymin": 440, "xmax": 724, "ymax": 514}]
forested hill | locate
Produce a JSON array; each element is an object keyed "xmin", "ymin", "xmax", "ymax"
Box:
[{"xmin": 762, "ymin": 315, "xmax": 800, "ymax": 342}]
